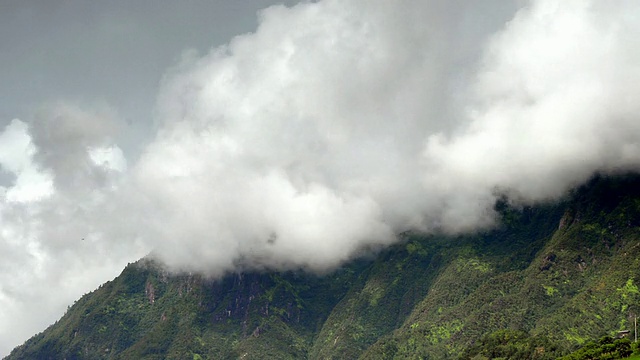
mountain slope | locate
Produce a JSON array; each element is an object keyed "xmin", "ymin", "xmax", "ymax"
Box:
[{"xmin": 7, "ymin": 174, "xmax": 640, "ymax": 359}]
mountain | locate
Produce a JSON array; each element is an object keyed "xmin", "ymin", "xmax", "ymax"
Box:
[{"xmin": 6, "ymin": 174, "xmax": 640, "ymax": 359}]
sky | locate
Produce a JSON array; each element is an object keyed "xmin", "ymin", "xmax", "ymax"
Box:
[{"xmin": 2, "ymin": 0, "xmax": 640, "ymax": 356}]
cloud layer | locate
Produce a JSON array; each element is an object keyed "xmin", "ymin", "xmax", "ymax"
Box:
[
  {"xmin": 2, "ymin": 0, "xmax": 640, "ymax": 355},
  {"xmin": 138, "ymin": 0, "xmax": 640, "ymax": 273},
  {"xmin": 138, "ymin": 0, "xmax": 514, "ymax": 273}
]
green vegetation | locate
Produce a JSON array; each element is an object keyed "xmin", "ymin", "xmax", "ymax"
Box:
[
  {"xmin": 7, "ymin": 173, "xmax": 640, "ymax": 359},
  {"xmin": 459, "ymin": 329, "xmax": 562, "ymax": 359},
  {"xmin": 559, "ymin": 336, "xmax": 633, "ymax": 360}
]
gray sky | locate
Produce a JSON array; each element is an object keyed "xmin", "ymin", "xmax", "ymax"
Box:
[
  {"xmin": 0, "ymin": 0, "xmax": 296, "ymax": 157},
  {"xmin": 3, "ymin": 0, "xmax": 640, "ymax": 356}
]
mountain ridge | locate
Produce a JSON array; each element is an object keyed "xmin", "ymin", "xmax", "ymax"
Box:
[{"xmin": 7, "ymin": 173, "xmax": 640, "ymax": 359}]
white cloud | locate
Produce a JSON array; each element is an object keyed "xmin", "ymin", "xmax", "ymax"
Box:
[
  {"xmin": 0, "ymin": 106, "xmax": 145, "ymax": 355},
  {"xmin": 423, "ymin": 0, "xmax": 640, "ymax": 224},
  {"xmin": 142, "ymin": 0, "xmax": 640, "ymax": 274},
  {"xmin": 0, "ymin": 120, "xmax": 53, "ymax": 202}
]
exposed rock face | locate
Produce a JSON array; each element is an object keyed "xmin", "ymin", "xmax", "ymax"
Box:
[{"xmin": 145, "ymin": 281, "xmax": 155, "ymax": 304}]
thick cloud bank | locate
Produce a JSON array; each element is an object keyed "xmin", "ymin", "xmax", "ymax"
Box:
[
  {"xmin": 137, "ymin": 0, "xmax": 640, "ymax": 273},
  {"xmin": 2, "ymin": 0, "xmax": 640, "ymax": 355}
]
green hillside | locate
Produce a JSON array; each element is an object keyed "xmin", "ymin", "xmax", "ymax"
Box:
[{"xmin": 7, "ymin": 174, "xmax": 640, "ymax": 359}]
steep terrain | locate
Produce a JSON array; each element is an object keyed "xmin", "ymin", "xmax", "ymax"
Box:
[{"xmin": 6, "ymin": 174, "xmax": 640, "ymax": 359}]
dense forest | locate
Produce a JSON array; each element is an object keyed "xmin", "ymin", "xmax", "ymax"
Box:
[{"xmin": 7, "ymin": 174, "xmax": 640, "ymax": 359}]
